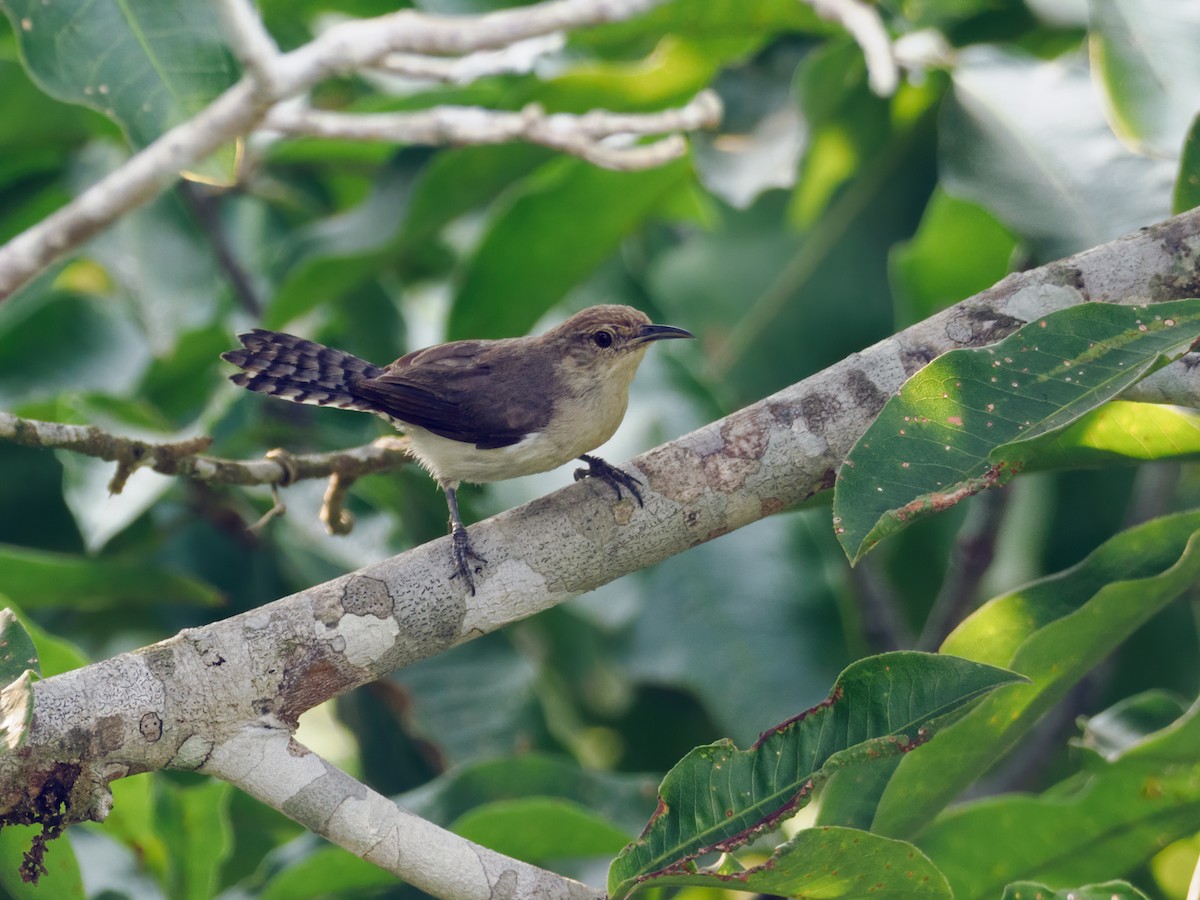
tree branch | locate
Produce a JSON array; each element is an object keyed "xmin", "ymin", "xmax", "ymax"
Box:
[
  {"xmin": 263, "ymin": 91, "xmax": 722, "ymax": 171},
  {"xmin": 374, "ymin": 34, "xmax": 567, "ymax": 83},
  {"xmin": 0, "ymin": 0, "xmax": 683, "ymax": 301},
  {"xmin": 5, "ymin": 207, "xmax": 1200, "ymax": 893},
  {"xmin": 205, "ymin": 726, "xmax": 603, "ymax": 899},
  {"xmin": 0, "ymin": 411, "xmax": 412, "ymax": 528},
  {"xmin": 803, "ymin": 0, "xmax": 898, "ymax": 95}
]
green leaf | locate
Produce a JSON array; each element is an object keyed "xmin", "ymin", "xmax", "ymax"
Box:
[
  {"xmin": 1017, "ymin": 401, "xmax": 1200, "ymax": 472},
  {"xmin": 450, "ymin": 797, "xmax": 630, "ymax": 862},
  {"xmin": 834, "ymin": 300, "xmax": 1200, "ymax": 563},
  {"xmin": 942, "ymin": 47, "xmax": 1176, "ymax": 261},
  {"xmin": 889, "ymin": 188, "xmax": 1017, "ymax": 325},
  {"xmin": 0, "ymin": 544, "xmax": 223, "ymax": 611},
  {"xmin": 264, "ymin": 155, "xmax": 424, "ymax": 330},
  {"xmin": 0, "ymin": 826, "xmax": 85, "ymax": 899},
  {"xmin": 1003, "ymin": 882, "xmax": 1150, "ymax": 900},
  {"xmin": 448, "ymin": 156, "xmax": 692, "ymax": 341},
  {"xmin": 607, "ymin": 652, "xmax": 1022, "ymax": 900},
  {"xmin": 1075, "ymin": 690, "xmax": 1190, "ymax": 762},
  {"xmin": 0, "ymin": 607, "xmax": 38, "ymax": 684},
  {"xmin": 0, "ymin": 602, "xmax": 87, "ymax": 679},
  {"xmin": 1174, "ymin": 111, "xmax": 1200, "ymax": 214},
  {"xmin": 1089, "ymin": 0, "xmax": 1200, "ymax": 157},
  {"xmin": 257, "ymin": 845, "xmax": 397, "ymax": 900},
  {"xmin": 0, "ymin": 0, "xmax": 240, "ymax": 183},
  {"xmin": 401, "ymin": 753, "xmax": 659, "ymax": 837},
  {"xmin": 872, "ymin": 509, "xmax": 1200, "ymax": 839},
  {"xmin": 917, "ymin": 699, "xmax": 1200, "ymax": 899},
  {"xmin": 155, "ymin": 776, "xmax": 233, "ymax": 900},
  {"xmin": 630, "ymin": 825, "xmax": 951, "ymax": 900}
]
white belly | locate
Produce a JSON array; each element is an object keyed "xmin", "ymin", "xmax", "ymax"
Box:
[{"xmin": 401, "ymin": 424, "xmax": 602, "ymax": 487}]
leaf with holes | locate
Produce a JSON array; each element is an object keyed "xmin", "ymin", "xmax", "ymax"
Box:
[
  {"xmin": 833, "ymin": 300, "xmax": 1200, "ymax": 563},
  {"xmin": 607, "ymin": 652, "xmax": 1022, "ymax": 900}
]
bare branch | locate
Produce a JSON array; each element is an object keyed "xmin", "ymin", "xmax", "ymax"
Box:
[
  {"xmin": 803, "ymin": 0, "xmax": 898, "ymax": 95},
  {"xmin": 214, "ymin": 0, "xmax": 281, "ymax": 87},
  {"xmin": 263, "ymin": 91, "xmax": 722, "ymax": 171},
  {"xmin": 375, "ymin": 33, "xmax": 566, "ymax": 83},
  {"xmin": 205, "ymin": 727, "xmax": 604, "ymax": 900},
  {"xmin": 0, "ymin": 411, "xmax": 412, "ymax": 490},
  {"xmin": 0, "ymin": 0, "xmax": 683, "ymax": 301}
]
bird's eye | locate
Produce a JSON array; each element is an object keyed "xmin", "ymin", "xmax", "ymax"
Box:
[{"xmin": 592, "ymin": 330, "xmax": 614, "ymax": 348}]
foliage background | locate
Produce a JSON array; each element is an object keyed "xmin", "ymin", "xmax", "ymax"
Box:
[{"xmin": 0, "ymin": 0, "xmax": 1198, "ymax": 897}]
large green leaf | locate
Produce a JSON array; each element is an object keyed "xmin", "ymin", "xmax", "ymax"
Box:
[
  {"xmin": 889, "ymin": 188, "xmax": 1017, "ymax": 325},
  {"xmin": 607, "ymin": 652, "xmax": 1022, "ymax": 900},
  {"xmin": 448, "ymin": 156, "xmax": 692, "ymax": 341},
  {"xmin": 918, "ymin": 699, "xmax": 1200, "ymax": 899},
  {"xmin": 834, "ymin": 300, "xmax": 1200, "ymax": 563},
  {"xmin": 0, "ymin": 824, "xmax": 84, "ymax": 899},
  {"xmin": 942, "ymin": 47, "xmax": 1176, "ymax": 261},
  {"xmin": 872, "ymin": 509, "xmax": 1200, "ymax": 839},
  {"xmin": 636, "ymin": 825, "xmax": 951, "ymax": 899},
  {"xmin": 1017, "ymin": 400, "xmax": 1200, "ymax": 471},
  {"xmin": 0, "ymin": 0, "xmax": 239, "ymax": 182},
  {"xmin": 400, "ymin": 753, "xmax": 660, "ymax": 836},
  {"xmin": 153, "ymin": 777, "xmax": 233, "ymax": 900},
  {"xmin": 1088, "ymin": 0, "xmax": 1200, "ymax": 157},
  {"xmin": 450, "ymin": 797, "xmax": 630, "ymax": 862},
  {"xmin": 0, "ymin": 544, "xmax": 222, "ymax": 611}
]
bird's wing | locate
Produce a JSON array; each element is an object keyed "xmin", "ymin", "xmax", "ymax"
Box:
[{"xmin": 353, "ymin": 340, "xmax": 553, "ymax": 448}]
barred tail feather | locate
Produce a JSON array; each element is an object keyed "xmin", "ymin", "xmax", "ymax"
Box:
[{"xmin": 222, "ymin": 329, "xmax": 384, "ymax": 413}]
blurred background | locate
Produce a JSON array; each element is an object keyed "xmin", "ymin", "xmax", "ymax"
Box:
[{"xmin": 1, "ymin": 0, "xmax": 1198, "ymax": 896}]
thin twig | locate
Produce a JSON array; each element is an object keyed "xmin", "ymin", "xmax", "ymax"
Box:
[
  {"xmin": 175, "ymin": 182, "xmax": 263, "ymax": 316},
  {"xmin": 375, "ymin": 33, "xmax": 566, "ymax": 83},
  {"xmin": 803, "ymin": 0, "xmax": 898, "ymax": 95},
  {"xmin": 0, "ymin": 411, "xmax": 412, "ymax": 489},
  {"xmin": 263, "ymin": 91, "xmax": 722, "ymax": 171},
  {"xmin": 917, "ymin": 489, "xmax": 1009, "ymax": 650},
  {"xmin": 214, "ymin": 0, "xmax": 281, "ymax": 88}
]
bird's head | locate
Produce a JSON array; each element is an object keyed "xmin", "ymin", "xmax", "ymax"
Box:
[{"xmin": 550, "ymin": 305, "xmax": 693, "ymax": 384}]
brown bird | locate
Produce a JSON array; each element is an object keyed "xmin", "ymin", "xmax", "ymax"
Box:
[{"xmin": 222, "ymin": 305, "xmax": 693, "ymax": 593}]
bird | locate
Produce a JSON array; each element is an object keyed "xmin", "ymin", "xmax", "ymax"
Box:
[{"xmin": 221, "ymin": 305, "xmax": 693, "ymax": 593}]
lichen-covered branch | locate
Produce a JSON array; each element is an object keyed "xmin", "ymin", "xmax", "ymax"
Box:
[{"xmin": 0, "ymin": 0, "xmax": 694, "ymax": 301}]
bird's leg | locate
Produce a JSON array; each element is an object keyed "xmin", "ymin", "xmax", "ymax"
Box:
[
  {"xmin": 444, "ymin": 486, "xmax": 486, "ymax": 594},
  {"xmin": 574, "ymin": 454, "xmax": 644, "ymax": 507}
]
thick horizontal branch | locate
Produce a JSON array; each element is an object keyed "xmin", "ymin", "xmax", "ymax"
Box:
[
  {"xmin": 6, "ymin": 207, "xmax": 1200, "ymax": 894},
  {"xmin": 0, "ymin": 0, "xmax": 676, "ymax": 301}
]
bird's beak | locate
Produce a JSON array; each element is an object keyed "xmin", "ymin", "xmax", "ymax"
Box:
[{"xmin": 632, "ymin": 323, "xmax": 694, "ymax": 345}]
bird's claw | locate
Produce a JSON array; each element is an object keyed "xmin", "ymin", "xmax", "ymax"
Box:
[
  {"xmin": 450, "ymin": 526, "xmax": 487, "ymax": 595},
  {"xmin": 575, "ymin": 454, "xmax": 644, "ymax": 507}
]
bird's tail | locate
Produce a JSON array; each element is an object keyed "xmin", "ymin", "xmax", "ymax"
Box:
[{"xmin": 222, "ymin": 329, "xmax": 384, "ymax": 413}]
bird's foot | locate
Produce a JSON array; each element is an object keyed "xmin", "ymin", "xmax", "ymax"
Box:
[
  {"xmin": 574, "ymin": 454, "xmax": 644, "ymax": 507},
  {"xmin": 450, "ymin": 526, "xmax": 487, "ymax": 595}
]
